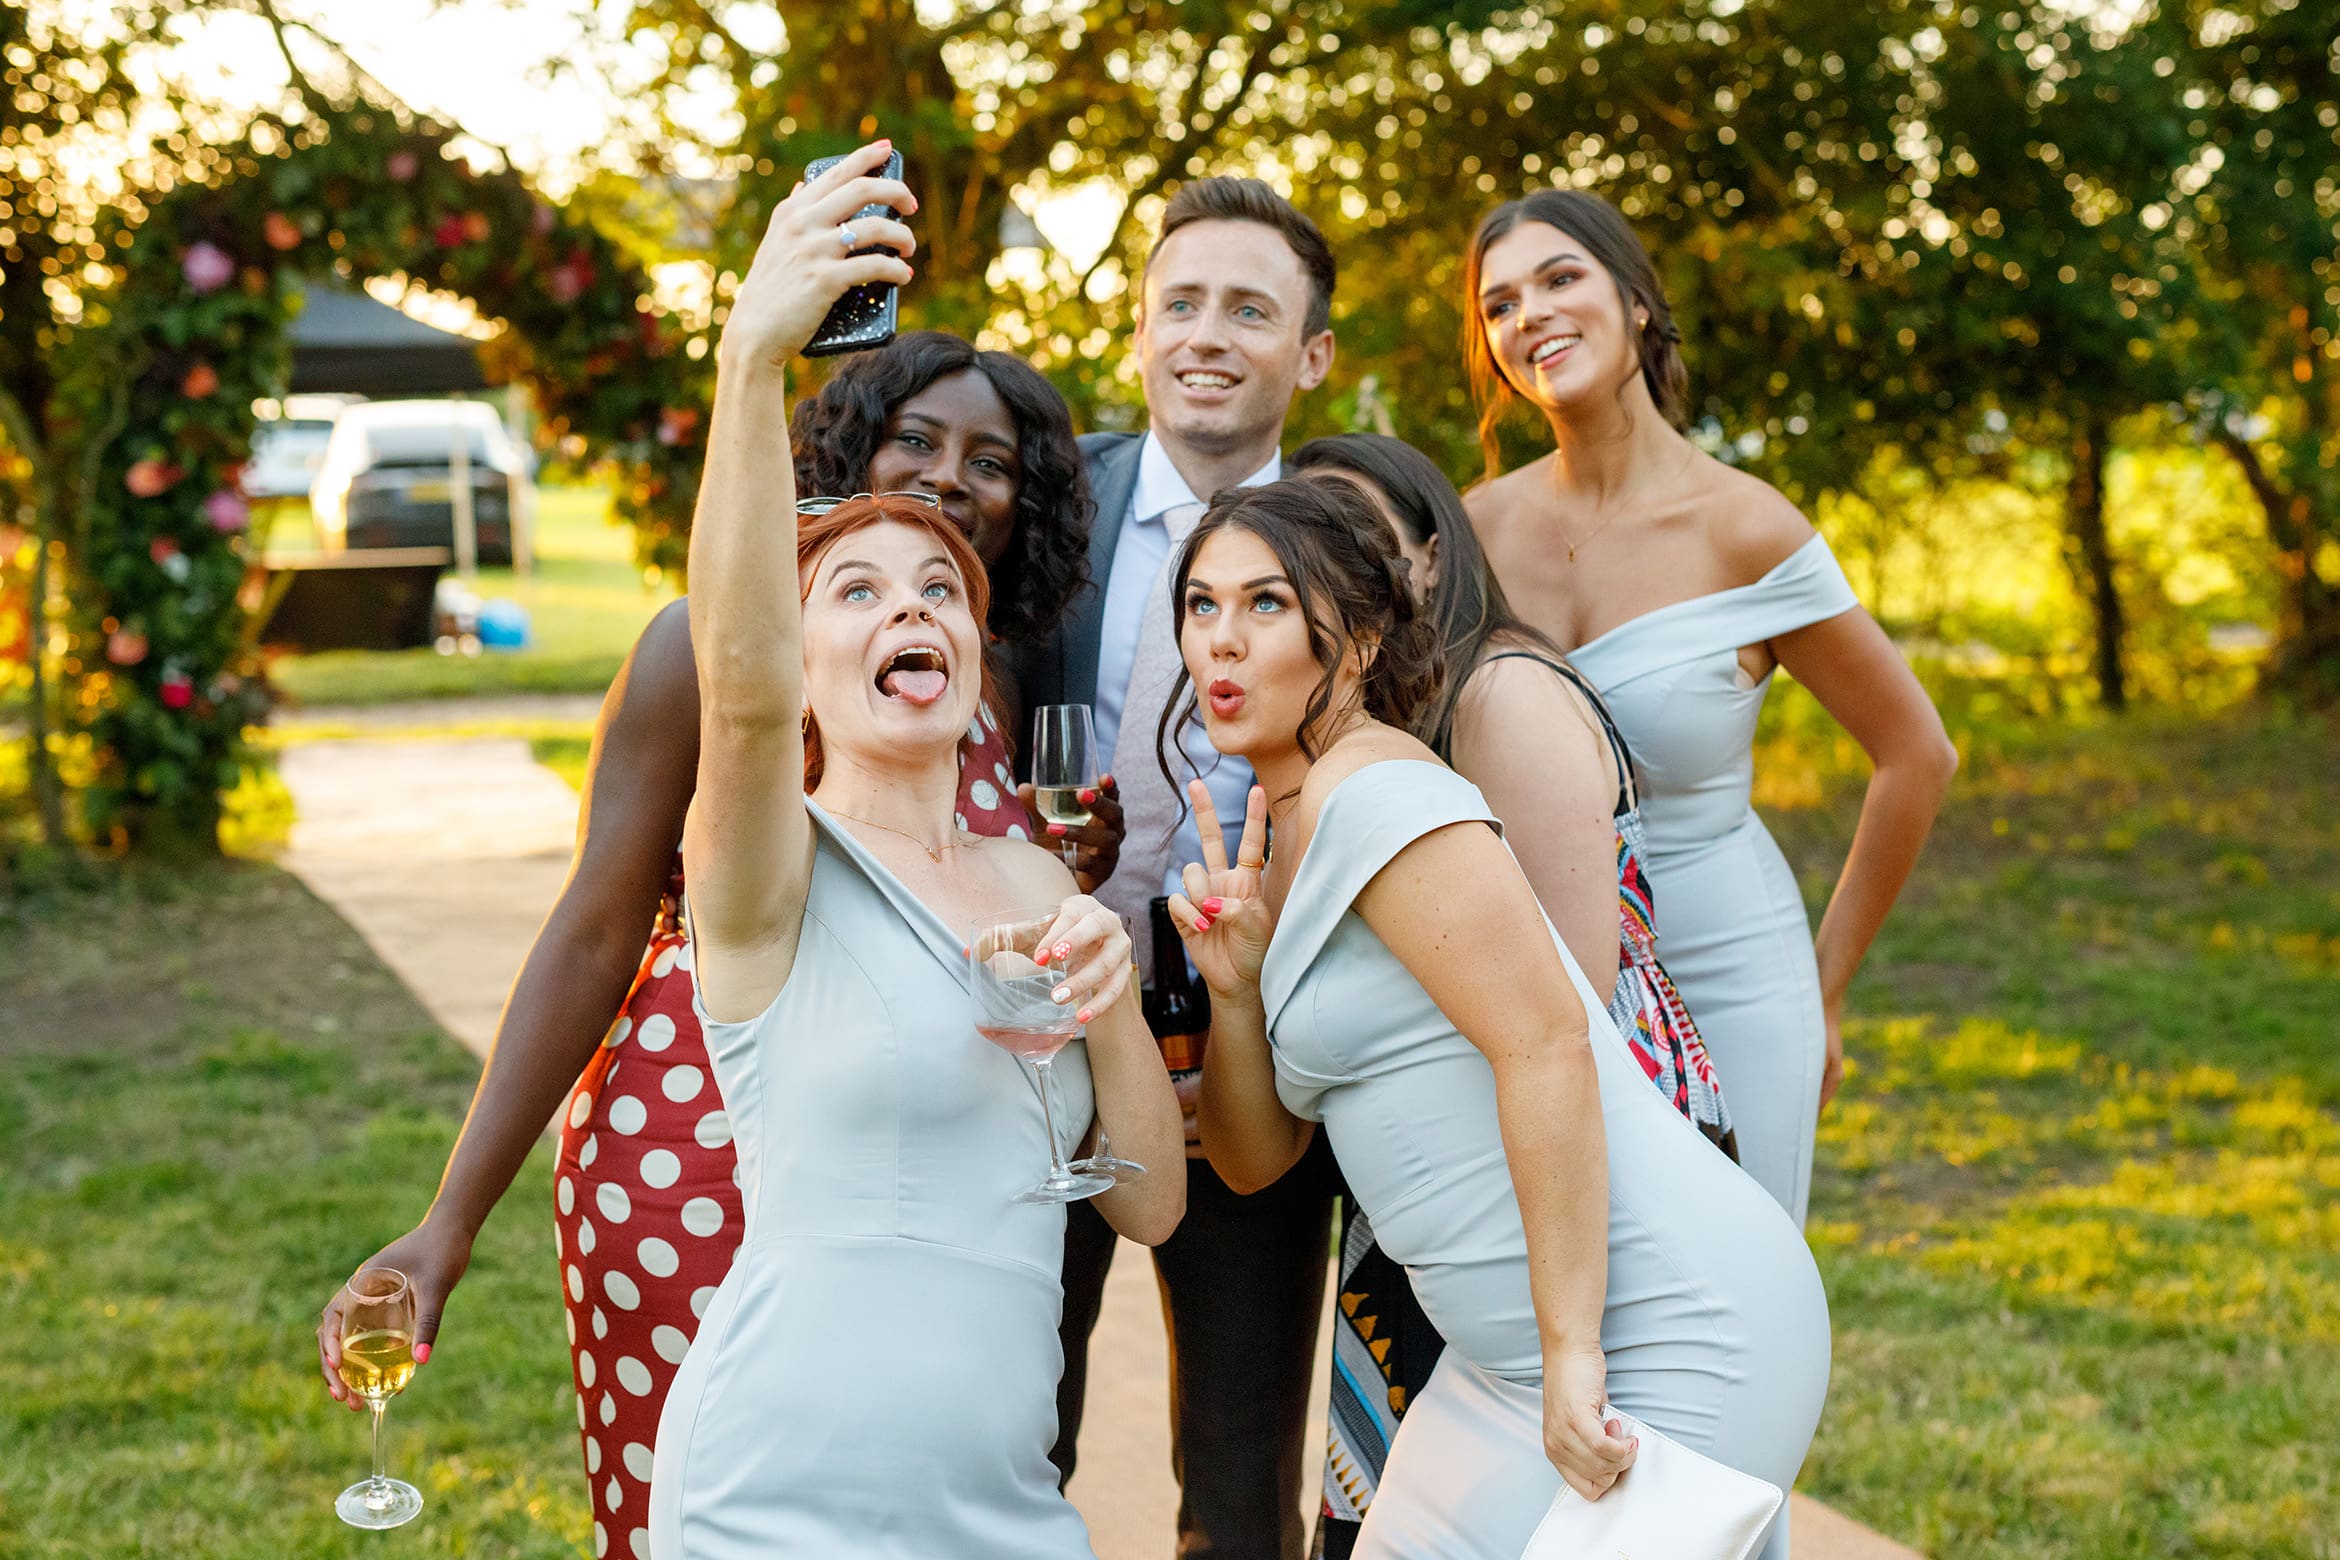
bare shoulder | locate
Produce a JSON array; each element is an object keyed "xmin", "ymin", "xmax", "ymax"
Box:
[
  {"xmin": 1456, "ymin": 647, "xmax": 1599, "ymax": 734},
  {"xmin": 1699, "ymin": 463, "xmax": 1816, "ymax": 584},
  {"xmin": 1462, "ymin": 454, "xmax": 1553, "ymax": 536},
  {"xmin": 1451, "ymin": 648, "xmax": 1610, "ymax": 775}
]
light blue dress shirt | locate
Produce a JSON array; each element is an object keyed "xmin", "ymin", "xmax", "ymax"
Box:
[{"xmin": 1092, "ymin": 433, "xmax": 1276, "ymax": 903}]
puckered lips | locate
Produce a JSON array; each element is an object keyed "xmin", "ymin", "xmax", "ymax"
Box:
[
  {"xmin": 875, "ymin": 641, "xmax": 950, "ymax": 707},
  {"xmin": 1207, "ymin": 677, "xmax": 1246, "ymax": 719}
]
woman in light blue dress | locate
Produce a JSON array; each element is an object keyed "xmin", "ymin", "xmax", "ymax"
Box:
[
  {"xmin": 652, "ymin": 143, "xmax": 1184, "ymax": 1560},
  {"xmin": 1170, "ymin": 479, "xmax": 1829, "ymax": 1560},
  {"xmin": 1461, "ymin": 190, "xmax": 1959, "ymax": 1223}
]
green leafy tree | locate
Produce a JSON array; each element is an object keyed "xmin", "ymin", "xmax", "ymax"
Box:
[{"xmin": 2171, "ymin": 0, "xmax": 2340, "ymax": 696}]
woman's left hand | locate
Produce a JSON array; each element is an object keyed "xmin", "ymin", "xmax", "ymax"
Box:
[
  {"xmin": 1543, "ymin": 1341, "xmax": 1637, "ymax": 1500},
  {"xmin": 1020, "ymin": 775, "xmax": 1125, "ymax": 893},
  {"xmin": 1031, "ymin": 893, "xmax": 1134, "ymax": 1026}
]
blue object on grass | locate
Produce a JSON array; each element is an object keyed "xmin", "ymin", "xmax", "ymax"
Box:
[{"xmin": 478, "ymin": 597, "xmax": 532, "ymax": 650}]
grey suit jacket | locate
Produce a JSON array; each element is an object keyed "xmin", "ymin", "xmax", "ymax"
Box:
[{"xmin": 1010, "ymin": 431, "xmax": 1145, "ymax": 742}]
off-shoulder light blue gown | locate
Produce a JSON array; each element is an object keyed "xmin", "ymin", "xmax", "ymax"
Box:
[
  {"xmin": 1567, "ymin": 535, "xmax": 1861, "ymax": 1224},
  {"xmin": 648, "ymin": 803, "xmax": 1098, "ymax": 1560},
  {"xmin": 1263, "ymin": 761, "xmax": 1830, "ymax": 1560}
]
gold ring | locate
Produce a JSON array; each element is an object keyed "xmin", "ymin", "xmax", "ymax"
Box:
[{"xmin": 1237, "ymin": 856, "xmax": 1266, "ymax": 871}]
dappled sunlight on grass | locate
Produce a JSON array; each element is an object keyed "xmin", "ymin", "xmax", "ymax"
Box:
[{"xmin": 1776, "ymin": 697, "xmax": 2339, "ymax": 1555}]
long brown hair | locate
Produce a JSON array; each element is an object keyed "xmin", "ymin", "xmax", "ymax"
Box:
[
  {"xmin": 1462, "ymin": 189, "xmax": 1689, "ymax": 481},
  {"xmin": 795, "ymin": 495, "xmax": 994, "ymax": 789},
  {"xmin": 1289, "ymin": 434, "xmax": 1566, "ymax": 755}
]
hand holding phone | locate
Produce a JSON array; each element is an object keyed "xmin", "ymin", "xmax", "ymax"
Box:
[
  {"xmin": 802, "ymin": 148, "xmax": 907, "ymax": 357},
  {"xmin": 716, "ymin": 142, "xmax": 914, "ymax": 370}
]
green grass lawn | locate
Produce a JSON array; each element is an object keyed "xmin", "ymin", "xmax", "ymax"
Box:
[
  {"xmin": 2, "ymin": 697, "xmax": 2333, "ymax": 1558},
  {"xmin": 1773, "ymin": 693, "xmax": 2340, "ymax": 1557},
  {"xmin": 0, "ymin": 869, "xmax": 589, "ymax": 1559},
  {"xmin": 263, "ymin": 485, "xmax": 674, "ymax": 709}
]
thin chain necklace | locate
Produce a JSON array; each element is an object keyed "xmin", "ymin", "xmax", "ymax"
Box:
[
  {"xmin": 827, "ymin": 809, "xmax": 961, "ymax": 862},
  {"xmin": 1558, "ymin": 507, "xmax": 1623, "ymax": 563}
]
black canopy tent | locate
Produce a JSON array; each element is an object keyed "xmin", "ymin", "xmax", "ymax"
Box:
[{"xmin": 285, "ymin": 285, "xmax": 492, "ymax": 397}]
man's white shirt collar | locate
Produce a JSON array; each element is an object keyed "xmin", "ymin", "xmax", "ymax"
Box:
[{"xmin": 1132, "ymin": 432, "xmax": 1281, "ymax": 526}]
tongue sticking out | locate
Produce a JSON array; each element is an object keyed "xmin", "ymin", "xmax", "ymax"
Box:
[{"xmin": 881, "ymin": 668, "xmax": 948, "ymax": 705}]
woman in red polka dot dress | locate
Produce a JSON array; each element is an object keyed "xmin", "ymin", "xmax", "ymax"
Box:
[{"xmin": 318, "ymin": 332, "xmax": 1118, "ymax": 1560}]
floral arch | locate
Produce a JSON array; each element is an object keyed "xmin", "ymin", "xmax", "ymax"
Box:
[{"xmin": 60, "ymin": 110, "xmax": 709, "ymax": 852}]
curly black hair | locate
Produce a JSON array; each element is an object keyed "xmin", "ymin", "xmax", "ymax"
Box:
[{"xmin": 788, "ymin": 331, "xmax": 1092, "ymax": 645}]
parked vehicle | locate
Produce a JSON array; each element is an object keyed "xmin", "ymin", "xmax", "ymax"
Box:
[
  {"xmin": 309, "ymin": 400, "xmax": 532, "ymax": 564},
  {"xmin": 244, "ymin": 395, "xmax": 362, "ymax": 501}
]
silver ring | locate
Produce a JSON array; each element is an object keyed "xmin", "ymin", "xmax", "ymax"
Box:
[{"xmin": 837, "ymin": 223, "xmax": 857, "ymax": 251}]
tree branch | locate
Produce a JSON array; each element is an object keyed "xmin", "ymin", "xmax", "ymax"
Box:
[{"xmin": 1076, "ymin": 8, "xmax": 1287, "ymax": 293}]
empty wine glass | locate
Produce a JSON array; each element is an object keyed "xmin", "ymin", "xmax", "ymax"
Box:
[
  {"xmin": 970, "ymin": 909, "xmax": 1112, "ymax": 1204},
  {"xmin": 334, "ymin": 1266, "xmax": 425, "ymax": 1529}
]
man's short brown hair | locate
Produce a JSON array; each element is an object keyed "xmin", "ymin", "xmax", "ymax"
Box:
[{"xmin": 1146, "ymin": 177, "xmax": 1337, "ymax": 339}]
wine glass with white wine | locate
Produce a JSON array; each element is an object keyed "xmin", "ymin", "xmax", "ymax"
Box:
[
  {"xmin": 1028, "ymin": 704, "xmax": 1098, "ymax": 871},
  {"xmin": 334, "ymin": 1266, "xmax": 424, "ymax": 1529}
]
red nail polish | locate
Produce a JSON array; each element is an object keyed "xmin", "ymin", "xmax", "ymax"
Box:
[
  {"xmin": 1034, "ymin": 946, "xmax": 1050, "ymax": 967},
  {"xmin": 1047, "ymin": 823, "xmax": 1066, "ymax": 837},
  {"xmin": 1078, "ymin": 789, "xmax": 1096, "ymax": 805},
  {"xmin": 1201, "ymin": 898, "xmax": 1225, "ymax": 915},
  {"xmin": 1194, "ymin": 915, "xmax": 1213, "ymax": 932},
  {"xmin": 1076, "ymin": 1008, "xmax": 1094, "ymax": 1024},
  {"xmin": 414, "ymin": 1342, "xmax": 431, "ymax": 1365}
]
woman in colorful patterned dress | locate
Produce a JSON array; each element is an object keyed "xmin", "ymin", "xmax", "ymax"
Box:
[
  {"xmin": 316, "ymin": 328, "xmax": 1115, "ymax": 1560},
  {"xmin": 1290, "ymin": 433, "xmax": 1734, "ymax": 1553}
]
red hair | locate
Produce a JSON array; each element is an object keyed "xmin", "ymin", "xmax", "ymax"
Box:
[{"xmin": 795, "ymin": 495, "xmax": 995, "ymax": 788}]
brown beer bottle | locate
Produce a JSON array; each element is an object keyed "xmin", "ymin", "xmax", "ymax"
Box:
[{"xmin": 1144, "ymin": 895, "xmax": 1210, "ymax": 1153}]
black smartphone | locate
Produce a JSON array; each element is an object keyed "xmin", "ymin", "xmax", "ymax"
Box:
[{"xmin": 801, "ymin": 149, "xmax": 906, "ymax": 358}]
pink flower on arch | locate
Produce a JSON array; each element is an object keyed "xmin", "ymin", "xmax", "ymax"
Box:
[
  {"xmin": 387, "ymin": 150, "xmax": 420, "ymax": 182},
  {"xmin": 126, "ymin": 458, "xmax": 184, "ymax": 498},
  {"xmin": 159, "ymin": 671, "xmax": 195, "ymax": 710},
  {"xmin": 203, "ymin": 490, "xmax": 250, "ymax": 533},
  {"xmin": 182, "ymin": 243, "xmax": 235, "ymax": 295},
  {"xmin": 107, "ymin": 629, "xmax": 149, "ymax": 667},
  {"xmin": 547, "ymin": 250, "xmax": 597, "ymax": 304}
]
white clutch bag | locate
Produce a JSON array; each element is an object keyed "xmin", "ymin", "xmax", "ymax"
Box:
[{"xmin": 1520, "ymin": 1409, "xmax": 1783, "ymax": 1560}]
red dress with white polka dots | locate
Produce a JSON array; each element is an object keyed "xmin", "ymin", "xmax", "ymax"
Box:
[{"xmin": 552, "ymin": 706, "xmax": 1028, "ymax": 1560}]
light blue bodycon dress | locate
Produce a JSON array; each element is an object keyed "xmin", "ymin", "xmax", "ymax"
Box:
[
  {"xmin": 1261, "ymin": 761, "xmax": 1831, "ymax": 1560},
  {"xmin": 648, "ymin": 803, "xmax": 1098, "ymax": 1559},
  {"xmin": 1567, "ymin": 533, "xmax": 1862, "ymax": 1224}
]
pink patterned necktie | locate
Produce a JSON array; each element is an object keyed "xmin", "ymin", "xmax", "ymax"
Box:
[{"xmin": 1101, "ymin": 500, "xmax": 1208, "ymax": 986}]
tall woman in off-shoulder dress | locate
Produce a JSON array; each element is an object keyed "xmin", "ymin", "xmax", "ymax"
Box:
[{"xmin": 1461, "ymin": 190, "xmax": 1959, "ymax": 1226}]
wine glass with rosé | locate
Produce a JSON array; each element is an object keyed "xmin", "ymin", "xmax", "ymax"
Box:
[{"xmin": 970, "ymin": 909, "xmax": 1113, "ymax": 1204}]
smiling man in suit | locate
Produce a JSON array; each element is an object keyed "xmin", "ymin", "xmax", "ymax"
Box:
[{"xmin": 1019, "ymin": 175, "xmax": 1339, "ymax": 1560}]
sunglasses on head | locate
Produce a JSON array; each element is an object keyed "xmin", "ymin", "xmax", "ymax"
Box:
[{"xmin": 793, "ymin": 490, "xmax": 945, "ymax": 517}]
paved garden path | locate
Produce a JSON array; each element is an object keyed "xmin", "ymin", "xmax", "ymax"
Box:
[{"xmin": 278, "ymin": 725, "xmax": 1922, "ymax": 1560}]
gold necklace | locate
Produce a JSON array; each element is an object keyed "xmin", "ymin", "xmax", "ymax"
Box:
[
  {"xmin": 1558, "ymin": 507, "xmax": 1622, "ymax": 563},
  {"xmin": 827, "ymin": 809, "xmax": 961, "ymax": 862}
]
